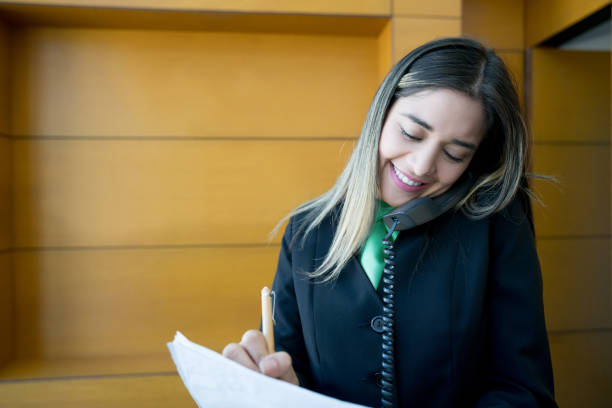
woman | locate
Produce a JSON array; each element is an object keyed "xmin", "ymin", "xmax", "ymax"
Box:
[{"xmin": 223, "ymin": 37, "xmax": 557, "ymax": 407}]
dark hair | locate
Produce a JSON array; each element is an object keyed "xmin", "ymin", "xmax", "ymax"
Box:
[{"xmin": 387, "ymin": 37, "xmax": 529, "ymax": 217}]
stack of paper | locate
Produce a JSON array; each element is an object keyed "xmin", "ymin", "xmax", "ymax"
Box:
[{"xmin": 167, "ymin": 332, "xmax": 370, "ymax": 408}]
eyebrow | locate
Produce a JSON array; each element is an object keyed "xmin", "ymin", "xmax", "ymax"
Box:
[{"xmin": 402, "ymin": 113, "xmax": 477, "ymax": 150}]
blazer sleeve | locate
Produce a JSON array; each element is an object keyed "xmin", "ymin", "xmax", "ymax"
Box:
[
  {"xmin": 270, "ymin": 217, "xmax": 314, "ymax": 388},
  {"xmin": 475, "ymin": 198, "xmax": 557, "ymax": 407}
]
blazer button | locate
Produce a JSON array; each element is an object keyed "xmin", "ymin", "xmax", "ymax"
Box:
[
  {"xmin": 374, "ymin": 371, "xmax": 384, "ymax": 389},
  {"xmin": 370, "ymin": 315, "xmax": 384, "ymax": 333}
]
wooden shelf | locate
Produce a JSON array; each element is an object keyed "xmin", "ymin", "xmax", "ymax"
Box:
[{"xmin": 0, "ymin": 3, "xmax": 388, "ymax": 35}]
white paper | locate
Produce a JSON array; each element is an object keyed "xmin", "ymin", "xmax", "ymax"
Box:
[{"xmin": 167, "ymin": 331, "xmax": 370, "ymax": 408}]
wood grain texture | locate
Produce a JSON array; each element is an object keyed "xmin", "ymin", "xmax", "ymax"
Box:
[
  {"xmin": 0, "ymin": 0, "xmax": 391, "ymax": 16},
  {"xmin": 10, "ymin": 26, "xmax": 379, "ymax": 138},
  {"xmin": 0, "ymin": 5, "xmax": 389, "ymax": 36},
  {"xmin": 497, "ymin": 51, "xmax": 524, "ymax": 107},
  {"xmin": 377, "ymin": 19, "xmax": 392, "ymax": 83},
  {"xmin": 532, "ymin": 144, "xmax": 610, "ymax": 237},
  {"xmin": 0, "ymin": 354, "xmax": 173, "ymax": 380},
  {"xmin": 12, "ymin": 139, "xmax": 351, "ymax": 247},
  {"xmin": 462, "ymin": 0, "xmax": 523, "ymax": 50},
  {"xmin": 0, "ymin": 253, "xmax": 13, "ymax": 366},
  {"xmin": 548, "ymin": 330, "xmax": 612, "ymax": 408},
  {"xmin": 392, "ymin": 16, "xmax": 461, "ymax": 62},
  {"xmin": 526, "ymin": 0, "xmax": 610, "ymax": 46},
  {"xmin": 0, "ymin": 19, "xmax": 8, "ymax": 135},
  {"xmin": 394, "ymin": 0, "xmax": 460, "ymax": 17},
  {"xmin": 537, "ymin": 238, "xmax": 611, "ymax": 331},
  {"xmin": 531, "ymin": 49, "xmax": 610, "ymax": 143},
  {"xmin": 13, "ymin": 246, "xmax": 278, "ymax": 358},
  {"xmin": 0, "ymin": 136, "xmax": 10, "ymax": 250},
  {"xmin": 0, "ymin": 373, "xmax": 194, "ymax": 408}
]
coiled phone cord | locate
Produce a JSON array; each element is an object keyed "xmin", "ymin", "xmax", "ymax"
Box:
[{"xmin": 380, "ymin": 217, "xmax": 400, "ymax": 408}]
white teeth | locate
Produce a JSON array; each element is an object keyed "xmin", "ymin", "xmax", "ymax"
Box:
[{"xmin": 394, "ymin": 165, "xmax": 424, "ymax": 186}]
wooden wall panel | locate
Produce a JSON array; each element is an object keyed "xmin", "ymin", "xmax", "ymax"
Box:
[
  {"xmin": 13, "ymin": 139, "xmax": 351, "ymax": 248},
  {"xmin": 0, "ymin": 18, "xmax": 8, "ymax": 135},
  {"xmin": 549, "ymin": 331, "xmax": 612, "ymax": 408},
  {"xmin": 532, "ymin": 49, "xmax": 610, "ymax": 143},
  {"xmin": 377, "ymin": 19, "xmax": 392, "ymax": 82},
  {"xmin": 0, "ymin": 374, "xmax": 193, "ymax": 408},
  {"xmin": 14, "ymin": 247, "xmax": 278, "ymax": 358},
  {"xmin": 498, "ymin": 52, "xmax": 524, "ymax": 106},
  {"xmin": 0, "ymin": 136, "xmax": 10, "ymax": 250},
  {"xmin": 392, "ymin": 16, "xmax": 461, "ymax": 62},
  {"xmin": 531, "ymin": 145, "xmax": 610, "ymax": 237},
  {"xmin": 526, "ymin": 0, "xmax": 610, "ymax": 47},
  {"xmin": 462, "ymin": 0, "xmax": 523, "ymax": 49},
  {"xmin": 0, "ymin": 253, "xmax": 13, "ymax": 365},
  {"xmin": 538, "ymin": 238, "xmax": 611, "ymax": 331},
  {"xmin": 394, "ymin": 0, "xmax": 461, "ymax": 17},
  {"xmin": 11, "ymin": 27, "xmax": 379, "ymax": 138},
  {"xmin": 0, "ymin": 0, "xmax": 391, "ymax": 16}
]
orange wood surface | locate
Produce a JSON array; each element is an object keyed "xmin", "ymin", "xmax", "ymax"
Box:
[
  {"xmin": 526, "ymin": 0, "xmax": 610, "ymax": 46},
  {"xmin": 392, "ymin": 16, "xmax": 461, "ymax": 62},
  {"xmin": 548, "ymin": 330, "xmax": 612, "ymax": 408},
  {"xmin": 13, "ymin": 246, "xmax": 278, "ymax": 359},
  {"xmin": 0, "ymin": 5, "xmax": 389, "ymax": 37},
  {"xmin": 538, "ymin": 238, "xmax": 611, "ymax": 331},
  {"xmin": 0, "ymin": 136, "xmax": 10, "ymax": 250},
  {"xmin": 12, "ymin": 139, "xmax": 351, "ymax": 247},
  {"xmin": 0, "ymin": 253, "xmax": 13, "ymax": 365},
  {"xmin": 0, "ymin": 0, "xmax": 391, "ymax": 16},
  {"xmin": 462, "ymin": 0, "xmax": 524, "ymax": 50},
  {"xmin": 531, "ymin": 144, "xmax": 610, "ymax": 237},
  {"xmin": 10, "ymin": 27, "xmax": 379, "ymax": 138},
  {"xmin": 531, "ymin": 49, "xmax": 610, "ymax": 143},
  {"xmin": 394, "ymin": 0, "xmax": 461, "ymax": 17},
  {"xmin": 0, "ymin": 373, "xmax": 195, "ymax": 408}
]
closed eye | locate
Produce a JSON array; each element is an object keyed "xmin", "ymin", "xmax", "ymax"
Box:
[
  {"xmin": 444, "ymin": 151, "xmax": 464, "ymax": 163},
  {"xmin": 399, "ymin": 126, "xmax": 421, "ymax": 141}
]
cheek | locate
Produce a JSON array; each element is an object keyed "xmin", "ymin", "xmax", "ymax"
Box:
[{"xmin": 438, "ymin": 162, "xmax": 470, "ymax": 187}]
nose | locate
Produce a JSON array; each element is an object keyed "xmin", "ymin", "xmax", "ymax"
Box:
[{"xmin": 410, "ymin": 143, "xmax": 437, "ymax": 178}]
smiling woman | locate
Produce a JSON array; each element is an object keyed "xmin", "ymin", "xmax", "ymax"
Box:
[
  {"xmin": 378, "ymin": 88, "xmax": 484, "ymax": 206},
  {"xmin": 223, "ymin": 37, "xmax": 557, "ymax": 408}
]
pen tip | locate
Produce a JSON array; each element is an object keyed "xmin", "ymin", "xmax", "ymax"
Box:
[{"xmin": 261, "ymin": 286, "xmax": 270, "ymax": 296}]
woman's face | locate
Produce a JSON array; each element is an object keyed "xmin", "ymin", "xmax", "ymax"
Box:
[{"xmin": 378, "ymin": 88, "xmax": 485, "ymax": 207}]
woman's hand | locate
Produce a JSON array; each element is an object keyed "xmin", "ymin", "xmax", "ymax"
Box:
[{"xmin": 222, "ymin": 329, "xmax": 299, "ymax": 385}]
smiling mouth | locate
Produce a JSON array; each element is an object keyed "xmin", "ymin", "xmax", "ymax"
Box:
[{"xmin": 392, "ymin": 164, "xmax": 425, "ymax": 186}]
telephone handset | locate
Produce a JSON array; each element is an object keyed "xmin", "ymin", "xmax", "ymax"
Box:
[
  {"xmin": 382, "ymin": 172, "xmax": 474, "ymax": 232},
  {"xmin": 378, "ymin": 172, "xmax": 474, "ymax": 408}
]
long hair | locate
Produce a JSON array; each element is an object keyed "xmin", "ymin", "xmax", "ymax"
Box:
[{"xmin": 276, "ymin": 37, "xmax": 531, "ymax": 282}]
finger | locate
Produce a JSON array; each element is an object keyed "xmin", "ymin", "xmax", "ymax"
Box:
[
  {"xmin": 239, "ymin": 329, "xmax": 269, "ymax": 365},
  {"xmin": 259, "ymin": 352, "xmax": 299, "ymax": 385},
  {"xmin": 222, "ymin": 342, "xmax": 259, "ymax": 372}
]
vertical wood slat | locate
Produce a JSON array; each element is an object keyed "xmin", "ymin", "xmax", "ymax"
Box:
[
  {"xmin": 391, "ymin": 16, "xmax": 461, "ymax": 62},
  {"xmin": 0, "ymin": 18, "xmax": 13, "ymax": 366},
  {"xmin": 531, "ymin": 49, "xmax": 610, "ymax": 143},
  {"xmin": 462, "ymin": 0, "xmax": 524, "ymax": 50}
]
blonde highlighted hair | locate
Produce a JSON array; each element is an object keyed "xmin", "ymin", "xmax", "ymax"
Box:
[{"xmin": 275, "ymin": 37, "xmax": 532, "ymax": 282}]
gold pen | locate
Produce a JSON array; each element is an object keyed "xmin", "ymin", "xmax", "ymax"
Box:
[{"xmin": 261, "ymin": 286, "xmax": 275, "ymax": 354}]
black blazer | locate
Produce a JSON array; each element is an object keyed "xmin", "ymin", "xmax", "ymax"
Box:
[{"xmin": 271, "ymin": 198, "xmax": 557, "ymax": 407}]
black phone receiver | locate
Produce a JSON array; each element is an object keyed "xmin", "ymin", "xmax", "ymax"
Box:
[{"xmin": 382, "ymin": 172, "xmax": 474, "ymax": 232}]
